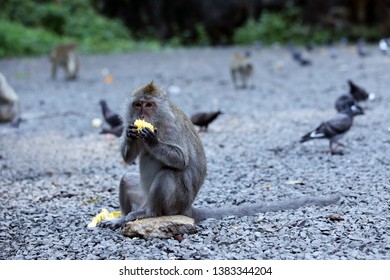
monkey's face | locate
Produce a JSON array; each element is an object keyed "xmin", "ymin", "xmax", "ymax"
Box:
[{"xmin": 132, "ymin": 100, "xmax": 156, "ymax": 123}]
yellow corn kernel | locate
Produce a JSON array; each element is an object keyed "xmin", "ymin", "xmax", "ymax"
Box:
[
  {"xmin": 134, "ymin": 119, "xmax": 155, "ymax": 132},
  {"xmin": 87, "ymin": 209, "xmax": 121, "ymax": 228}
]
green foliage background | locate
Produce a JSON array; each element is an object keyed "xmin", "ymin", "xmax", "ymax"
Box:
[
  {"xmin": 0, "ymin": 0, "xmax": 383, "ymax": 58},
  {"xmin": 233, "ymin": 6, "xmax": 333, "ymax": 45},
  {"xmin": 0, "ymin": 0, "xmax": 161, "ymax": 58}
]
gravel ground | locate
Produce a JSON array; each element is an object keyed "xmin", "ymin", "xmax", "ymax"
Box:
[{"xmin": 0, "ymin": 45, "xmax": 389, "ymax": 260}]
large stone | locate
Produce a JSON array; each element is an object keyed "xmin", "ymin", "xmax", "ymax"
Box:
[{"xmin": 123, "ymin": 215, "xmax": 196, "ymax": 239}]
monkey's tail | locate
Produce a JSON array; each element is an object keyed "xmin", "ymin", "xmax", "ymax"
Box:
[{"xmin": 191, "ymin": 195, "xmax": 340, "ymax": 223}]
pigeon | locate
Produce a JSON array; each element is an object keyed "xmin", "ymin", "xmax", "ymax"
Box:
[
  {"xmin": 339, "ymin": 37, "xmax": 349, "ymax": 47},
  {"xmin": 305, "ymin": 43, "xmax": 313, "ymax": 52},
  {"xmin": 348, "ymin": 80, "xmax": 375, "ymax": 101},
  {"xmin": 357, "ymin": 38, "xmax": 369, "ymax": 57},
  {"xmin": 99, "ymin": 125, "xmax": 123, "ymax": 137},
  {"xmin": 287, "ymin": 44, "xmax": 312, "ymax": 66},
  {"xmin": 300, "ymin": 105, "xmax": 364, "ymax": 155},
  {"xmin": 335, "ymin": 94, "xmax": 356, "ymax": 112},
  {"xmin": 379, "ymin": 38, "xmax": 390, "ymax": 54},
  {"xmin": 191, "ymin": 110, "xmax": 223, "ymax": 132},
  {"xmin": 335, "ymin": 80, "xmax": 375, "ymax": 112},
  {"xmin": 329, "ymin": 45, "xmax": 338, "ymax": 59},
  {"xmin": 99, "ymin": 99, "xmax": 122, "ymax": 128}
]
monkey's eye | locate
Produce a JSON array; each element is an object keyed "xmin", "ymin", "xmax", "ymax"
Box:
[
  {"xmin": 133, "ymin": 102, "xmax": 142, "ymax": 108},
  {"xmin": 145, "ymin": 103, "xmax": 153, "ymax": 108}
]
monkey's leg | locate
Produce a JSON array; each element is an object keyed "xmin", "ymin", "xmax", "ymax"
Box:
[
  {"xmin": 51, "ymin": 62, "xmax": 57, "ymax": 80},
  {"xmin": 124, "ymin": 170, "xmax": 189, "ymax": 223},
  {"xmin": 99, "ymin": 172, "xmax": 144, "ymax": 229},
  {"xmin": 65, "ymin": 62, "xmax": 72, "ymax": 80},
  {"xmin": 66, "ymin": 54, "xmax": 77, "ymax": 80},
  {"xmin": 231, "ymin": 70, "xmax": 238, "ymax": 89},
  {"xmin": 242, "ymin": 77, "xmax": 248, "ymax": 89},
  {"xmin": 241, "ymin": 74, "xmax": 247, "ymax": 89},
  {"xmin": 119, "ymin": 172, "xmax": 144, "ymax": 215}
]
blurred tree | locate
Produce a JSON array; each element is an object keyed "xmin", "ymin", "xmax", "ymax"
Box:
[
  {"xmin": 1, "ymin": 0, "xmax": 390, "ymax": 57},
  {"xmin": 95, "ymin": 0, "xmax": 264, "ymax": 45},
  {"xmin": 95, "ymin": 0, "xmax": 390, "ymax": 44}
]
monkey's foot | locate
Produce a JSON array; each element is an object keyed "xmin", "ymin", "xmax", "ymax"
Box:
[
  {"xmin": 124, "ymin": 210, "xmax": 149, "ymax": 223},
  {"xmin": 98, "ymin": 217, "xmax": 124, "ymax": 230}
]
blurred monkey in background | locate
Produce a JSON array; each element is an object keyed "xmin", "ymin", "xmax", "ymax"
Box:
[
  {"xmin": 230, "ymin": 52, "xmax": 254, "ymax": 89},
  {"xmin": 50, "ymin": 43, "xmax": 79, "ymax": 80}
]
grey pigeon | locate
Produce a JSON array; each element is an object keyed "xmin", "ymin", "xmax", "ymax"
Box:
[
  {"xmin": 99, "ymin": 99, "xmax": 122, "ymax": 128},
  {"xmin": 335, "ymin": 94, "xmax": 356, "ymax": 112},
  {"xmin": 99, "ymin": 99, "xmax": 123, "ymax": 137},
  {"xmin": 300, "ymin": 105, "xmax": 364, "ymax": 155},
  {"xmin": 288, "ymin": 44, "xmax": 312, "ymax": 66},
  {"xmin": 379, "ymin": 38, "xmax": 390, "ymax": 54},
  {"xmin": 324, "ymin": 40, "xmax": 337, "ymax": 59},
  {"xmin": 335, "ymin": 80, "xmax": 374, "ymax": 112},
  {"xmin": 357, "ymin": 38, "xmax": 369, "ymax": 57},
  {"xmin": 191, "ymin": 110, "xmax": 223, "ymax": 132},
  {"xmin": 348, "ymin": 80, "xmax": 374, "ymax": 102}
]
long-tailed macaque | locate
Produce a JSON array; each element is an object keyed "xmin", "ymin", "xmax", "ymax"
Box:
[
  {"xmin": 230, "ymin": 52, "xmax": 254, "ymax": 89},
  {"xmin": 50, "ymin": 43, "xmax": 79, "ymax": 80},
  {"xmin": 100, "ymin": 82, "xmax": 340, "ymax": 229},
  {"xmin": 0, "ymin": 72, "xmax": 21, "ymax": 127}
]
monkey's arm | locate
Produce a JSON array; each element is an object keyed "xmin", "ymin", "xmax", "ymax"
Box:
[
  {"xmin": 148, "ymin": 141, "xmax": 188, "ymax": 170},
  {"xmin": 121, "ymin": 141, "xmax": 139, "ymax": 163},
  {"xmin": 140, "ymin": 128, "xmax": 188, "ymax": 170},
  {"xmin": 121, "ymin": 125, "xmax": 141, "ymax": 163}
]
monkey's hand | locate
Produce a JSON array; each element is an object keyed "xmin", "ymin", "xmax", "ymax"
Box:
[
  {"xmin": 139, "ymin": 127, "xmax": 158, "ymax": 146},
  {"xmin": 126, "ymin": 125, "xmax": 139, "ymax": 140}
]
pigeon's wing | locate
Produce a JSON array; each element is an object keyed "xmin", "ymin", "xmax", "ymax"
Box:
[
  {"xmin": 190, "ymin": 113, "xmax": 207, "ymax": 125},
  {"xmin": 106, "ymin": 113, "xmax": 122, "ymax": 128},
  {"xmin": 322, "ymin": 113, "xmax": 352, "ymax": 137},
  {"xmin": 349, "ymin": 81, "xmax": 369, "ymax": 101}
]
